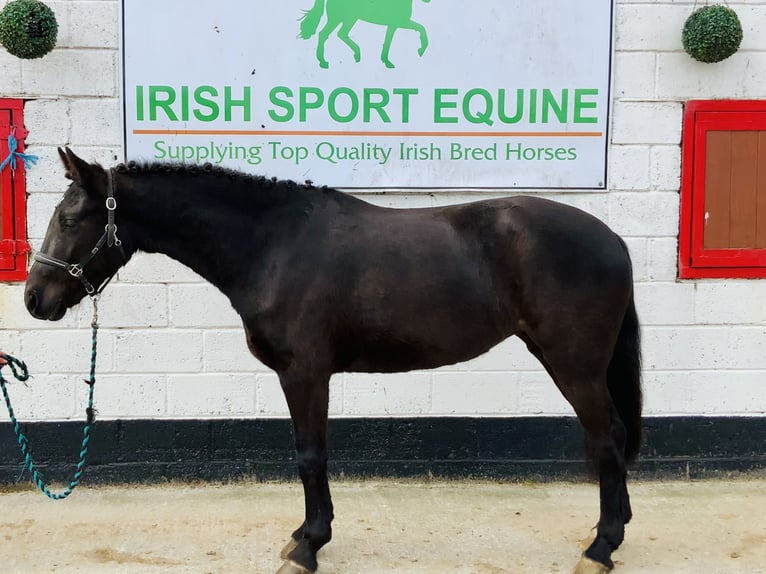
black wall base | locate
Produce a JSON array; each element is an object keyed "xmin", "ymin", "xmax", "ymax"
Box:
[{"xmin": 0, "ymin": 417, "xmax": 764, "ymax": 485}]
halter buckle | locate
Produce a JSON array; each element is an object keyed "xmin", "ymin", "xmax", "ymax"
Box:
[
  {"xmin": 68, "ymin": 264, "xmax": 84, "ymax": 278},
  {"xmin": 105, "ymin": 197, "xmax": 117, "ymax": 211}
]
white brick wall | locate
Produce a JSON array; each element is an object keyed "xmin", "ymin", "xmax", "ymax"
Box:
[
  {"xmin": 2, "ymin": 0, "xmax": 766, "ymax": 421},
  {"xmin": 0, "ymin": 50, "xmax": 21, "ymax": 94}
]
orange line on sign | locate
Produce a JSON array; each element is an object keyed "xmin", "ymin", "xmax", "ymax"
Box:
[{"xmin": 133, "ymin": 129, "xmax": 603, "ymax": 137}]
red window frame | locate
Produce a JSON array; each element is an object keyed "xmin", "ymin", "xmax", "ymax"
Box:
[
  {"xmin": 0, "ymin": 98, "xmax": 29, "ymax": 281},
  {"xmin": 680, "ymin": 100, "xmax": 766, "ymax": 279}
]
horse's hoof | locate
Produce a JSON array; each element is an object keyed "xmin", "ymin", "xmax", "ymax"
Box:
[
  {"xmin": 275, "ymin": 560, "xmax": 314, "ymax": 574},
  {"xmin": 280, "ymin": 537, "xmax": 300, "ymax": 560},
  {"xmin": 319, "ymin": 61, "xmax": 329, "ymax": 69},
  {"xmin": 572, "ymin": 555, "xmax": 612, "ymax": 574}
]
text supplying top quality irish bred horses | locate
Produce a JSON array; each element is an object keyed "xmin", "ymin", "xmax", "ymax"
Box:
[{"xmin": 25, "ymin": 149, "xmax": 642, "ymax": 574}]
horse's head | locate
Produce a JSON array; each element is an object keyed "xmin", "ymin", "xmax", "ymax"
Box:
[{"xmin": 25, "ymin": 148, "xmax": 127, "ymax": 321}]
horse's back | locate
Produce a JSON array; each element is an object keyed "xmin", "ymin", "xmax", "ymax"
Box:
[{"xmin": 327, "ymin": 0, "xmax": 414, "ymax": 24}]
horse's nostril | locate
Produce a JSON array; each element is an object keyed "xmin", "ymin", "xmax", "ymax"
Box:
[{"xmin": 25, "ymin": 290, "xmax": 38, "ymax": 314}]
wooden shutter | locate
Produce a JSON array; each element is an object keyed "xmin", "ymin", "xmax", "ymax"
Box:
[
  {"xmin": 0, "ymin": 99, "xmax": 29, "ymax": 281},
  {"xmin": 680, "ymin": 101, "xmax": 766, "ymax": 278}
]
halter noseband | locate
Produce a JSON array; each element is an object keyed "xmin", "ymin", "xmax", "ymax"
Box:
[{"xmin": 33, "ymin": 169, "xmax": 126, "ymax": 296}]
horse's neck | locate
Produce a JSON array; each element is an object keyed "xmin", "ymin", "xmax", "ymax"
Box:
[{"xmin": 119, "ymin": 173, "xmax": 307, "ymax": 296}]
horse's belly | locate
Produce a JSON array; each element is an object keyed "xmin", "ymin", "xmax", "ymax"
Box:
[{"xmin": 340, "ymin": 320, "xmax": 510, "ymax": 373}]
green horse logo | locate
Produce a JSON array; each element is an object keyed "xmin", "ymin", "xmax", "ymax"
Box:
[{"xmin": 299, "ymin": 0, "xmax": 431, "ymax": 69}]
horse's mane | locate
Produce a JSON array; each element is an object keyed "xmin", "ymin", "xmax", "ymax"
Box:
[{"xmin": 113, "ymin": 161, "xmax": 325, "ymax": 194}]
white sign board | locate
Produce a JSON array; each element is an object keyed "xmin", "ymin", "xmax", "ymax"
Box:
[{"xmin": 123, "ymin": 1, "xmax": 614, "ymax": 189}]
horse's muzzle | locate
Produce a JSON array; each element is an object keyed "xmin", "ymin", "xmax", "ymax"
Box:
[{"xmin": 24, "ymin": 287, "xmax": 67, "ymax": 321}]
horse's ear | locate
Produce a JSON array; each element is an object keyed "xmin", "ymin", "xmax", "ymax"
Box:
[
  {"xmin": 58, "ymin": 147, "xmax": 75, "ymax": 180},
  {"xmin": 59, "ymin": 147, "xmax": 104, "ymax": 193},
  {"xmin": 60, "ymin": 147, "xmax": 94, "ymax": 184}
]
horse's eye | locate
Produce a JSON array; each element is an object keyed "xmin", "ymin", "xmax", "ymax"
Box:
[{"xmin": 60, "ymin": 219, "xmax": 78, "ymax": 230}]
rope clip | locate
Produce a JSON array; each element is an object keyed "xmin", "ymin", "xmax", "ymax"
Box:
[{"xmin": 90, "ymin": 295, "xmax": 100, "ymax": 328}]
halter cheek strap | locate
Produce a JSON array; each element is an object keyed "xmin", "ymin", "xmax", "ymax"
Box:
[
  {"xmin": 33, "ymin": 169, "xmax": 126, "ymax": 296},
  {"xmin": 105, "ymin": 169, "xmax": 121, "ymax": 248}
]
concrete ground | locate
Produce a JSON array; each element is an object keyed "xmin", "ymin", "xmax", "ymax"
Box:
[{"xmin": 0, "ymin": 478, "xmax": 764, "ymax": 574}]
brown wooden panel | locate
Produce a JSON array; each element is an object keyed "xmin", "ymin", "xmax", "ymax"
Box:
[
  {"xmin": 704, "ymin": 131, "xmax": 732, "ymax": 249},
  {"xmin": 729, "ymin": 131, "xmax": 759, "ymax": 248},
  {"xmin": 758, "ymin": 132, "xmax": 766, "ymax": 248}
]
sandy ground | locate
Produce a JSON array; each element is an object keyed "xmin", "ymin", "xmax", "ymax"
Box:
[{"xmin": 0, "ymin": 478, "xmax": 764, "ymax": 574}]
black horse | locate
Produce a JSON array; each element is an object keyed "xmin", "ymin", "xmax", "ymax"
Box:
[{"xmin": 25, "ymin": 148, "xmax": 641, "ymax": 574}]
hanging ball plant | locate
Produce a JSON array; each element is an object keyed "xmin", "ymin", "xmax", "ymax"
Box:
[
  {"xmin": 682, "ymin": 4, "xmax": 743, "ymax": 64},
  {"xmin": 0, "ymin": 0, "xmax": 58, "ymax": 60}
]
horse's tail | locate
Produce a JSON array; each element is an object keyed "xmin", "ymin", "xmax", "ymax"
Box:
[
  {"xmin": 605, "ymin": 242, "xmax": 643, "ymax": 464},
  {"xmin": 299, "ymin": 0, "xmax": 325, "ymax": 39}
]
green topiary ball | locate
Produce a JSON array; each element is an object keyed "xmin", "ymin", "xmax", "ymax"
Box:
[
  {"xmin": 0, "ymin": 0, "xmax": 58, "ymax": 60},
  {"xmin": 682, "ymin": 5, "xmax": 743, "ymax": 64}
]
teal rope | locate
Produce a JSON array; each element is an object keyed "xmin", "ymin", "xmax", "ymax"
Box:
[
  {"xmin": 0, "ymin": 130, "xmax": 38, "ymax": 173},
  {"xmin": 0, "ymin": 318, "xmax": 98, "ymax": 500}
]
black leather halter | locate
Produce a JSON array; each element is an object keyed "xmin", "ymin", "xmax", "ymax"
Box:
[{"xmin": 33, "ymin": 169, "xmax": 127, "ymax": 296}]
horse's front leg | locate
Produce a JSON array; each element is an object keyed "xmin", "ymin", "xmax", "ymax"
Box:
[
  {"xmin": 337, "ymin": 20, "xmax": 361, "ymax": 62},
  {"xmin": 316, "ymin": 19, "xmax": 341, "ymax": 69},
  {"xmin": 276, "ymin": 368, "xmax": 333, "ymax": 574}
]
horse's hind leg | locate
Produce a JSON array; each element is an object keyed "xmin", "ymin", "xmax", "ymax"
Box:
[
  {"xmin": 381, "ymin": 26, "xmax": 397, "ymax": 68},
  {"xmin": 276, "ymin": 368, "xmax": 333, "ymax": 574},
  {"xmin": 573, "ymin": 399, "xmax": 631, "ymax": 574},
  {"xmin": 523, "ymin": 338, "xmax": 630, "ymax": 573},
  {"xmin": 401, "ymin": 19, "xmax": 429, "ymax": 56},
  {"xmin": 547, "ymin": 371, "xmax": 630, "ymax": 574}
]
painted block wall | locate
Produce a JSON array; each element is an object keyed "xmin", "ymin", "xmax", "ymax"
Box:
[{"xmin": 1, "ymin": 0, "xmax": 765, "ymax": 421}]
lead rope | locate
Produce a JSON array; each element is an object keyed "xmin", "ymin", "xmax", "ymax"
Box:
[{"xmin": 0, "ymin": 296, "xmax": 100, "ymax": 500}]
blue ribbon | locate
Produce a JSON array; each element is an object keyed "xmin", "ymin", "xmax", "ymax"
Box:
[{"xmin": 0, "ymin": 131, "xmax": 38, "ymax": 173}]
